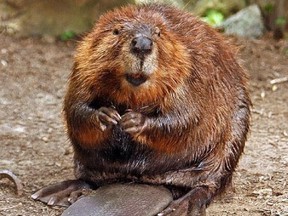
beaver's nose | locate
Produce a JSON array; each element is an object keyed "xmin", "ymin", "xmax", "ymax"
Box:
[{"xmin": 131, "ymin": 36, "xmax": 153, "ymax": 56}]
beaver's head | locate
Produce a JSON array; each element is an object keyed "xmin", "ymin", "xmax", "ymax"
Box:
[
  {"xmin": 111, "ymin": 22, "xmax": 160, "ymax": 87},
  {"xmin": 75, "ymin": 5, "xmax": 190, "ymax": 107}
]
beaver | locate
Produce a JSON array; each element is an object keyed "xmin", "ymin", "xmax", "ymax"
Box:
[{"xmin": 32, "ymin": 4, "xmax": 251, "ymax": 215}]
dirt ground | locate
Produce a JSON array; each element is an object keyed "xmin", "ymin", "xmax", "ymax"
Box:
[{"xmin": 0, "ymin": 33, "xmax": 287, "ymax": 216}]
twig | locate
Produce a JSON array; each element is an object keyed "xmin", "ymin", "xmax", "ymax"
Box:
[
  {"xmin": 0, "ymin": 170, "xmax": 23, "ymax": 196},
  {"xmin": 270, "ymin": 77, "xmax": 288, "ymax": 85},
  {"xmin": 252, "ymin": 108, "xmax": 265, "ymax": 115}
]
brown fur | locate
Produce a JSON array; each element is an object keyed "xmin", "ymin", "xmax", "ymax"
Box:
[{"xmin": 63, "ymin": 4, "xmax": 251, "ymax": 215}]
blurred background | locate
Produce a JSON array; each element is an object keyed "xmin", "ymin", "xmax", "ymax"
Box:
[
  {"xmin": 0, "ymin": 1, "xmax": 288, "ymax": 216},
  {"xmin": 0, "ymin": 0, "xmax": 287, "ymax": 40}
]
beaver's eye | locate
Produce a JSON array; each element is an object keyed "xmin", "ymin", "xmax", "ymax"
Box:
[
  {"xmin": 155, "ymin": 27, "xmax": 160, "ymax": 37},
  {"xmin": 113, "ymin": 28, "xmax": 120, "ymax": 35}
]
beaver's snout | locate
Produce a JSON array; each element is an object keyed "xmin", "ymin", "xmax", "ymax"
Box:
[
  {"xmin": 125, "ymin": 34, "xmax": 155, "ymax": 86},
  {"xmin": 131, "ymin": 36, "xmax": 153, "ymax": 57}
]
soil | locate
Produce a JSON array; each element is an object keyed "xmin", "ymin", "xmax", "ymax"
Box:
[{"xmin": 0, "ymin": 33, "xmax": 287, "ymax": 216}]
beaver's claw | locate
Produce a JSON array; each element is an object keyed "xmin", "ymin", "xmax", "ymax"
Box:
[{"xmin": 31, "ymin": 179, "xmax": 92, "ymax": 207}]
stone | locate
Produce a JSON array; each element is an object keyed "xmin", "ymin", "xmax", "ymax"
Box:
[
  {"xmin": 218, "ymin": 4, "xmax": 265, "ymax": 38},
  {"xmin": 61, "ymin": 183, "xmax": 173, "ymax": 216}
]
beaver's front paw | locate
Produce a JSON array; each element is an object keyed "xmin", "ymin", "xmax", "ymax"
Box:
[
  {"xmin": 96, "ymin": 107, "xmax": 121, "ymax": 131},
  {"xmin": 120, "ymin": 111, "xmax": 147, "ymax": 136}
]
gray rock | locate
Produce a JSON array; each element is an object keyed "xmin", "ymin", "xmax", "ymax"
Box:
[
  {"xmin": 219, "ymin": 4, "xmax": 265, "ymax": 38},
  {"xmin": 61, "ymin": 184, "xmax": 173, "ymax": 216}
]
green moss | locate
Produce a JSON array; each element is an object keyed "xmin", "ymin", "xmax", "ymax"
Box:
[
  {"xmin": 59, "ymin": 30, "xmax": 76, "ymax": 41},
  {"xmin": 202, "ymin": 9, "xmax": 224, "ymax": 26},
  {"xmin": 263, "ymin": 3, "xmax": 274, "ymax": 13},
  {"xmin": 275, "ymin": 17, "xmax": 286, "ymax": 27}
]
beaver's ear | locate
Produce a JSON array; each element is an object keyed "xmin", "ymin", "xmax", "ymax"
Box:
[{"xmin": 113, "ymin": 28, "xmax": 120, "ymax": 35}]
